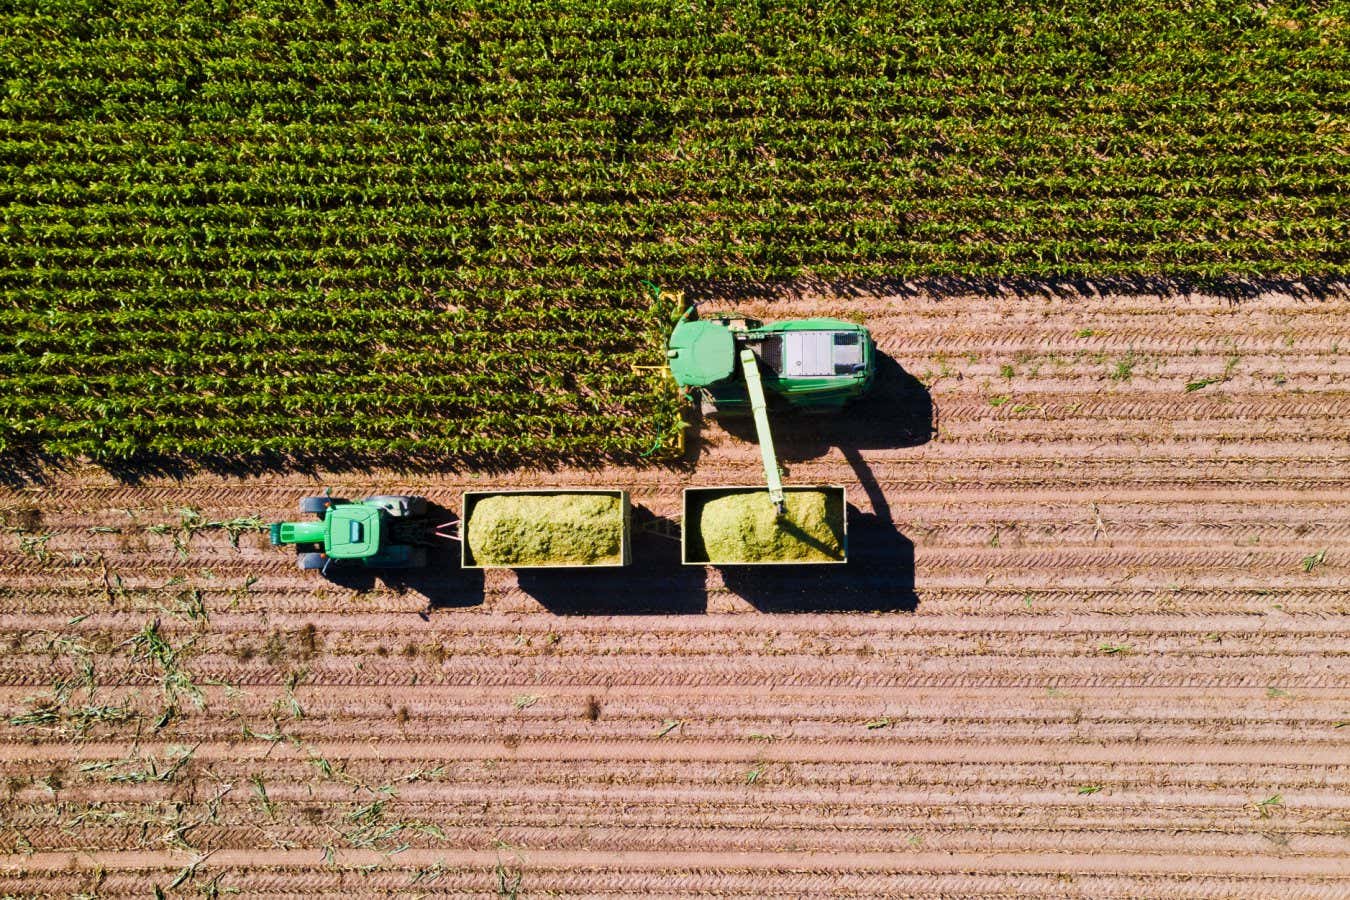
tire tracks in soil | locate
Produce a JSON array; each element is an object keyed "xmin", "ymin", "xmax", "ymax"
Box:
[{"xmin": 2, "ymin": 286, "xmax": 1347, "ymax": 894}]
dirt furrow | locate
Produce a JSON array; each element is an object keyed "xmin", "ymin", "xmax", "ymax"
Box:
[
  {"xmin": 4, "ymin": 737, "xmax": 1346, "ymax": 767},
  {"xmin": 4, "ymin": 586, "xmax": 1345, "ymax": 619},
  {"xmin": 2, "ymin": 285, "xmax": 1346, "ymax": 894},
  {"xmin": 4, "ymin": 847, "xmax": 1347, "ymax": 878},
  {"xmin": 4, "ymin": 824, "xmax": 1346, "ymax": 861},
  {"xmin": 5, "ymin": 871, "xmax": 1345, "ymax": 900}
]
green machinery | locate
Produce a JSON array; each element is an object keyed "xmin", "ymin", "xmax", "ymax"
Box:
[
  {"xmin": 268, "ymin": 494, "xmax": 450, "ymax": 572},
  {"xmin": 666, "ymin": 301, "xmax": 876, "ymax": 512},
  {"xmin": 269, "ymin": 291, "xmax": 877, "ymax": 574}
]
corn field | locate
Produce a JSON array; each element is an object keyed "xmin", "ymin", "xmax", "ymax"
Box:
[{"xmin": 1, "ymin": 0, "xmax": 1346, "ymax": 462}]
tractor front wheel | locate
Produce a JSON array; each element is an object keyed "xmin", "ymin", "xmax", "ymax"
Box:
[{"xmin": 297, "ymin": 552, "xmax": 325, "ymax": 571}]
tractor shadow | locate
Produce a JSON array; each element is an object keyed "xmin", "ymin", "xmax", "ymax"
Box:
[
  {"xmin": 516, "ymin": 507, "xmax": 707, "ymax": 615},
  {"xmin": 322, "ymin": 503, "xmax": 484, "ymax": 611},
  {"xmin": 712, "ymin": 352, "xmax": 934, "ymax": 460}
]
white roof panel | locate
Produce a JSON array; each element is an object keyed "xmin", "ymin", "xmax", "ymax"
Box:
[{"xmin": 783, "ymin": 332, "xmax": 837, "ymax": 377}]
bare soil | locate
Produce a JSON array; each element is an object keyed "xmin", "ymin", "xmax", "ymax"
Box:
[{"xmin": 1, "ymin": 285, "xmax": 1346, "ymax": 897}]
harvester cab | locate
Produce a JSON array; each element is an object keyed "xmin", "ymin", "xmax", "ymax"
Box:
[
  {"xmin": 665, "ymin": 298, "xmax": 877, "ymax": 515},
  {"xmin": 668, "ymin": 309, "xmax": 875, "ymax": 413},
  {"xmin": 269, "ymin": 494, "xmax": 448, "ymax": 572}
]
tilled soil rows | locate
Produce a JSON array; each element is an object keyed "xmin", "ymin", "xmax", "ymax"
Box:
[{"xmin": 1, "ymin": 286, "xmax": 1347, "ymax": 897}]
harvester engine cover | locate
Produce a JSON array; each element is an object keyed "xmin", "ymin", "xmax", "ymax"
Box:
[{"xmin": 667, "ymin": 318, "xmax": 736, "ymax": 388}]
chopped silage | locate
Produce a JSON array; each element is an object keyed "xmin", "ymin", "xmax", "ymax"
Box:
[
  {"xmin": 697, "ymin": 489, "xmax": 845, "ymax": 563},
  {"xmin": 467, "ymin": 493, "xmax": 623, "ymax": 566}
]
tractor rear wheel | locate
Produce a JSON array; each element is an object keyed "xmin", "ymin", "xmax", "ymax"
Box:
[
  {"xmin": 298, "ymin": 497, "xmax": 329, "ymax": 516},
  {"xmin": 366, "ymin": 495, "xmax": 429, "ymax": 517},
  {"xmin": 297, "ymin": 552, "xmax": 325, "ymax": 571}
]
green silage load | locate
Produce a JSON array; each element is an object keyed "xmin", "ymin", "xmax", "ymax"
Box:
[
  {"xmin": 467, "ymin": 493, "xmax": 623, "ymax": 566},
  {"xmin": 697, "ymin": 490, "xmax": 845, "ymax": 563}
]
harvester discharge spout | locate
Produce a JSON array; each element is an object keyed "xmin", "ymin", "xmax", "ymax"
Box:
[
  {"xmin": 739, "ymin": 347, "xmax": 786, "ymax": 515},
  {"xmin": 666, "ymin": 311, "xmax": 785, "ymax": 514}
]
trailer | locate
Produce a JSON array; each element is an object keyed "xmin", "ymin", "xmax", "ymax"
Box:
[
  {"xmin": 682, "ymin": 485, "xmax": 848, "ymax": 565},
  {"xmin": 664, "ymin": 289, "xmax": 871, "ymax": 565},
  {"xmin": 460, "ymin": 488, "xmax": 632, "ymax": 569}
]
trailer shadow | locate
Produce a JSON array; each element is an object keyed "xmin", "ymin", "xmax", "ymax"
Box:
[
  {"xmin": 719, "ymin": 503, "xmax": 917, "ymax": 613},
  {"xmin": 711, "ymin": 352, "xmax": 934, "ymax": 461},
  {"xmin": 716, "ymin": 415, "xmax": 922, "ymax": 614},
  {"xmin": 516, "ymin": 508, "xmax": 707, "ymax": 615},
  {"xmin": 704, "ymin": 352, "xmax": 927, "ymax": 613},
  {"xmin": 321, "ymin": 504, "xmax": 484, "ymax": 611}
]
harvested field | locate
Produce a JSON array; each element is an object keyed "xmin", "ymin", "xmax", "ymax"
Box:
[{"xmin": 1, "ymin": 285, "xmax": 1348, "ymax": 896}]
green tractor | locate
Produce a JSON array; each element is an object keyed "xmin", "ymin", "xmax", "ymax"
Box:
[
  {"xmin": 269, "ymin": 494, "xmax": 446, "ymax": 572},
  {"xmin": 665, "ymin": 294, "xmax": 876, "ymax": 513}
]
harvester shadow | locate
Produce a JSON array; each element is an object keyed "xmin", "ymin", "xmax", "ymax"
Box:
[
  {"xmin": 322, "ymin": 503, "xmax": 484, "ymax": 611},
  {"xmin": 773, "ymin": 514, "xmax": 839, "ymax": 561},
  {"xmin": 712, "ymin": 352, "xmax": 933, "ymax": 462},
  {"xmin": 708, "ymin": 352, "xmax": 928, "ymax": 613},
  {"xmin": 517, "ymin": 507, "xmax": 707, "ymax": 615},
  {"xmin": 693, "ymin": 274, "xmax": 1347, "ymax": 305}
]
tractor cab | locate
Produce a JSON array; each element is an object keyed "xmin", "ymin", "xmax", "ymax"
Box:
[
  {"xmin": 269, "ymin": 508, "xmax": 381, "ymax": 561},
  {"xmin": 324, "ymin": 504, "xmax": 383, "ymax": 560},
  {"xmin": 269, "ymin": 494, "xmax": 434, "ymax": 571}
]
